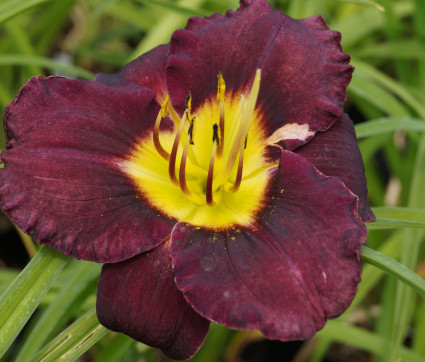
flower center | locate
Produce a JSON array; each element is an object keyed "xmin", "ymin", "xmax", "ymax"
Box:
[{"xmin": 122, "ymin": 70, "xmax": 277, "ymax": 229}]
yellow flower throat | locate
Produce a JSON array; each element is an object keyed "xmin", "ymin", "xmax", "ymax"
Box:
[{"xmin": 122, "ymin": 70, "xmax": 277, "ymax": 229}]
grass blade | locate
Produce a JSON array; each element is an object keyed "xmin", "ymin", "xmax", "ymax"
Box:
[{"xmin": 0, "ymin": 246, "xmax": 68, "ymax": 358}]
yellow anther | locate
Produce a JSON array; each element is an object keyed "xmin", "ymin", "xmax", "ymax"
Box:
[
  {"xmin": 217, "ymin": 72, "xmax": 226, "ymax": 102},
  {"xmin": 188, "ymin": 117, "xmax": 196, "ymax": 145},
  {"xmin": 185, "ymin": 92, "xmax": 192, "ymax": 120},
  {"xmin": 160, "ymin": 92, "xmax": 170, "ymax": 118}
]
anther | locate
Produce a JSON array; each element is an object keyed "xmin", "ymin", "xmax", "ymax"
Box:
[
  {"xmin": 185, "ymin": 92, "xmax": 192, "ymax": 120},
  {"xmin": 212, "ymin": 123, "xmax": 220, "ymax": 145},
  {"xmin": 161, "ymin": 92, "xmax": 170, "ymax": 118},
  {"xmin": 206, "ymin": 124, "xmax": 219, "ymax": 206},
  {"xmin": 153, "ymin": 93, "xmax": 171, "ymax": 160},
  {"xmin": 188, "ymin": 118, "xmax": 195, "ymax": 145}
]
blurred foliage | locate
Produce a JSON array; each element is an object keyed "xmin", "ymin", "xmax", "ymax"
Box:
[{"xmin": 1, "ymin": 0, "xmax": 425, "ymax": 361}]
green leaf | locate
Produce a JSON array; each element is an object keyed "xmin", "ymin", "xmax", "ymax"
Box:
[
  {"xmin": 33, "ymin": 309, "xmax": 108, "ymax": 362},
  {"xmin": 347, "ymin": 231, "xmax": 402, "ymax": 312},
  {"xmin": 93, "ymin": 333, "xmax": 135, "ymax": 362},
  {"xmin": 357, "ymin": 40, "xmax": 425, "ymax": 60},
  {"xmin": 0, "ymin": 55, "xmax": 94, "ymax": 79},
  {"xmin": 391, "ymin": 135, "xmax": 425, "ymax": 354},
  {"xmin": 349, "ymin": 75, "xmax": 409, "ymax": 116},
  {"xmin": 15, "ymin": 261, "xmax": 101, "ymax": 362},
  {"xmin": 318, "ymin": 319, "xmax": 425, "ymax": 362},
  {"xmin": 135, "ymin": 0, "xmax": 210, "ymax": 17},
  {"xmin": 413, "ymin": 299, "xmax": 425, "ymax": 356},
  {"xmin": 368, "ymin": 207, "xmax": 425, "ymax": 229},
  {"xmin": 351, "ymin": 57, "xmax": 425, "ymax": 119},
  {"xmin": 4, "ymin": 22, "xmax": 43, "ymax": 76},
  {"xmin": 337, "ymin": 0, "xmax": 384, "ymax": 11},
  {"xmin": 0, "ymin": 246, "xmax": 68, "ymax": 358},
  {"xmin": 0, "ymin": 0, "xmax": 51, "ymax": 24},
  {"xmin": 361, "ymin": 246, "xmax": 425, "ymax": 298},
  {"xmin": 330, "ymin": 2, "xmax": 412, "ymax": 48},
  {"xmin": 129, "ymin": 0, "xmax": 208, "ymax": 60},
  {"xmin": 355, "ymin": 117, "xmax": 425, "ymax": 138}
]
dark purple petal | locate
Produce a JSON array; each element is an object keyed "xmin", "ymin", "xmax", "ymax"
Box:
[
  {"xmin": 170, "ymin": 150, "xmax": 367, "ymax": 340},
  {"xmin": 166, "ymin": 0, "xmax": 352, "ymax": 149},
  {"xmin": 296, "ymin": 113, "xmax": 375, "ymax": 223},
  {"xmin": 0, "ymin": 76, "xmax": 175, "ymax": 262},
  {"xmin": 97, "ymin": 239, "xmax": 210, "ymax": 360},
  {"xmin": 96, "ymin": 44, "xmax": 169, "ymax": 102}
]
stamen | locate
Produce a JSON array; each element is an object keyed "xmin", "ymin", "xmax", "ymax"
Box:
[
  {"xmin": 169, "ymin": 103, "xmax": 181, "ymax": 126},
  {"xmin": 153, "ymin": 93, "xmax": 171, "ymax": 160},
  {"xmin": 185, "ymin": 92, "xmax": 192, "ymax": 120},
  {"xmin": 160, "ymin": 92, "xmax": 170, "ymax": 118},
  {"xmin": 179, "ymin": 119, "xmax": 195, "ymax": 196},
  {"xmin": 188, "ymin": 117, "xmax": 195, "ymax": 145},
  {"xmin": 229, "ymin": 139, "xmax": 245, "ymax": 193},
  {"xmin": 212, "ymin": 123, "xmax": 220, "ymax": 145},
  {"xmin": 217, "ymin": 72, "xmax": 226, "ymax": 157},
  {"xmin": 214, "ymin": 69, "xmax": 261, "ymax": 189},
  {"xmin": 206, "ymin": 124, "xmax": 219, "ymax": 206},
  {"xmin": 168, "ymin": 110, "xmax": 188, "ymax": 185},
  {"xmin": 212, "ymin": 95, "xmax": 246, "ymax": 188}
]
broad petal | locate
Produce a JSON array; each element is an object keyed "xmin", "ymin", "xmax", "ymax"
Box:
[
  {"xmin": 166, "ymin": 0, "xmax": 352, "ymax": 149},
  {"xmin": 296, "ymin": 113, "xmax": 375, "ymax": 223},
  {"xmin": 97, "ymin": 239, "xmax": 210, "ymax": 360},
  {"xmin": 0, "ymin": 76, "xmax": 175, "ymax": 262},
  {"xmin": 95, "ymin": 44, "xmax": 169, "ymax": 103},
  {"xmin": 170, "ymin": 150, "xmax": 367, "ymax": 340}
]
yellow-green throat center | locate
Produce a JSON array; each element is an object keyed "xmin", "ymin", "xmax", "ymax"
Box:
[{"xmin": 122, "ymin": 69, "xmax": 276, "ymax": 229}]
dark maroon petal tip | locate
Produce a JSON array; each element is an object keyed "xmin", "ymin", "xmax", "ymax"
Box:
[
  {"xmin": 296, "ymin": 113, "xmax": 375, "ymax": 223},
  {"xmin": 170, "ymin": 150, "xmax": 367, "ymax": 341},
  {"xmin": 166, "ymin": 0, "xmax": 353, "ymax": 149},
  {"xmin": 97, "ymin": 240, "xmax": 210, "ymax": 360},
  {"xmin": 0, "ymin": 76, "xmax": 175, "ymax": 262},
  {"xmin": 95, "ymin": 44, "xmax": 169, "ymax": 103}
]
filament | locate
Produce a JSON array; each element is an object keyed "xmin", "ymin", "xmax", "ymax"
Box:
[
  {"xmin": 179, "ymin": 121, "xmax": 194, "ymax": 196},
  {"xmin": 168, "ymin": 110, "xmax": 188, "ymax": 184},
  {"xmin": 206, "ymin": 124, "xmax": 219, "ymax": 206},
  {"xmin": 153, "ymin": 94, "xmax": 171, "ymax": 161}
]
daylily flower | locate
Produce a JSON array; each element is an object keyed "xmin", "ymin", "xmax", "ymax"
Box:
[{"xmin": 0, "ymin": 0, "xmax": 374, "ymax": 359}]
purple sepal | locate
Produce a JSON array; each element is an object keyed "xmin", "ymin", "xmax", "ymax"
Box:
[
  {"xmin": 166, "ymin": 0, "xmax": 352, "ymax": 149},
  {"xmin": 296, "ymin": 113, "xmax": 375, "ymax": 222},
  {"xmin": 170, "ymin": 151, "xmax": 367, "ymax": 340},
  {"xmin": 0, "ymin": 76, "xmax": 175, "ymax": 262},
  {"xmin": 97, "ymin": 240, "xmax": 210, "ymax": 360}
]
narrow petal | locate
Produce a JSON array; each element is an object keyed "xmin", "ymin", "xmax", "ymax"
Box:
[
  {"xmin": 0, "ymin": 76, "xmax": 175, "ymax": 262},
  {"xmin": 96, "ymin": 44, "xmax": 169, "ymax": 102},
  {"xmin": 166, "ymin": 0, "xmax": 352, "ymax": 149},
  {"xmin": 170, "ymin": 150, "xmax": 367, "ymax": 340},
  {"xmin": 97, "ymin": 240, "xmax": 210, "ymax": 360},
  {"xmin": 296, "ymin": 114, "xmax": 375, "ymax": 223}
]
